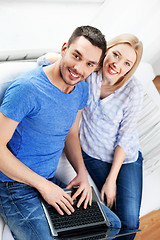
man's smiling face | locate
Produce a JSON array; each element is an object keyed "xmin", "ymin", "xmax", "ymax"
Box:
[{"xmin": 59, "ymin": 36, "xmax": 103, "ymax": 86}]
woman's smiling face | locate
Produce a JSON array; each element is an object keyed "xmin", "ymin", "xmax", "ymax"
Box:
[{"xmin": 102, "ymin": 43, "xmax": 137, "ymax": 86}]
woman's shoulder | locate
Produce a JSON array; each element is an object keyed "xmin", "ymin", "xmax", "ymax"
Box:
[
  {"xmin": 86, "ymin": 72, "xmax": 102, "ymax": 84},
  {"xmin": 124, "ymin": 76, "xmax": 144, "ymax": 103},
  {"xmin": 126, "ymin": 76, "xmax": 144, "ymax": 94}
]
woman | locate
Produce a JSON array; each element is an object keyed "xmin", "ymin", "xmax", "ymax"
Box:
[
  {"xmin": 37, "ymin": 33, "xmax": 143, "ymax": 240},
  {"xmin": 80, "ymin": 34, "xmax": 143, "ymax": 240}
]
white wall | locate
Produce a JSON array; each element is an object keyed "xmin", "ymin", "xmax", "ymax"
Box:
[
  {"xmin": 0, "ymin": 0, "xmax": 160, "ymax": 74},
  {"xmin": 0, "ymin": 0, "xmax": 102, "ymax": 59},
  {"xmin": 88, "ymin": 0, "xmax": 160, "ymax": 74}
]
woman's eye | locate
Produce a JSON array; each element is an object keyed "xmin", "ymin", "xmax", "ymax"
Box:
[
  {"xmin": 125, "ymin": 62, "xmax": 130, "ymax": 67},
  {"xmin": 113, "ymin": 52, "xmax": 119, "ymax": 58},
  {"xmin": 88, "ymin": 63, "xmax": 94, "ymax": 67}
]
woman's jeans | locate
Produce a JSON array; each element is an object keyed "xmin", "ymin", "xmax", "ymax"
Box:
[
  {"xmin": 0, "ymin": 177, "xmax": 121, "ymax": 240},
  {"xmin": 82, "ymin": 150, "xmax": 143, "ymax": 240}
]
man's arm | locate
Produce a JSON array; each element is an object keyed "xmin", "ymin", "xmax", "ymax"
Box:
[
  {"xmin": 64, "ymin": 110, "xmax": 92, "ymax": 208},
  {"xmin": 0, "ymin": 112, "xmax": 74, "ymax": 215}
]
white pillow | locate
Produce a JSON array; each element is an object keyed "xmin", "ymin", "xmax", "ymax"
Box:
[{"xmin": 134, "ymin": 61, "xmax": 155, "ymax": 91}]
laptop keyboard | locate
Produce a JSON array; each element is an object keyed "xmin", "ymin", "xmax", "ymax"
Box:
[{"xmin": 46, "ymin": 201, "xmax": 105, "ymax": 230}]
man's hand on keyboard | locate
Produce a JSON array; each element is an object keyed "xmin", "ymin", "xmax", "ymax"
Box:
[
  {"xmin": 66, "ymin": 173, "xmax": 92, "ymax": 209},
  {"xmin": 39, "ymin": 179, "xmax": 75, "ymax": 215}
]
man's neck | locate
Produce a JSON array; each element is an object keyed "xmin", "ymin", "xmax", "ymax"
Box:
[{"xmin": 43, "ymin": 62, "xmax": 74, "ymax": 94}]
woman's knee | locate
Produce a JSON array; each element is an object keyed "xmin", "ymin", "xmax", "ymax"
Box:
[
  {"xmin": 116, "ymin": 201, "xmax": 140, "ymax": 230},
  {"xmin": 102, "ymin": 204, "xmax": 121, "ymax": 229},
  {"xmin": 121, "ymin": 213, "xmax": 139, "ymax": 230}
]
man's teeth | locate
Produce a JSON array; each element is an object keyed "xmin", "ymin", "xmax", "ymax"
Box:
[{"xmin": 70, "ymin": 71, "xmax": 79, "ymax": 78}]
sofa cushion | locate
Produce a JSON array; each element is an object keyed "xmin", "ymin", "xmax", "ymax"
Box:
[
  {"xmin": 0, "ymin": 61, "xmax": 37, "ymax": 104},
  {"xmin": 134, "ymin": 61, "xmax": 155, "ymax": 92}
]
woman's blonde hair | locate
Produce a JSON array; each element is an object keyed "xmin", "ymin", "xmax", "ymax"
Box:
[{"xmin": 103, "ymin": 33, "xmax": 143, "ymax": 91}]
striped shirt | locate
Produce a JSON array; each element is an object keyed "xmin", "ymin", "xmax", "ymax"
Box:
[{"xmin": 79, "ymin": 72, "xmax": 144, "ymax": 164}]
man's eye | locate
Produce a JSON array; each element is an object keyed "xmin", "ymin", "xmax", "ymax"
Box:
[{"xmin": 73, "ymin": 54, "xmax": 80, "ymax": 59}]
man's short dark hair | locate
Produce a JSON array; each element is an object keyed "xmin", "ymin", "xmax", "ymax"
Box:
[{"xmin": 68, "ymin": 25, "xmax": 107, "ymax": 67}]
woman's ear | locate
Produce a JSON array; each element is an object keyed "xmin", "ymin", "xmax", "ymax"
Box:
[{"xmin": 61, "ymin": 42, "xmax": 68, "ymax": 56}]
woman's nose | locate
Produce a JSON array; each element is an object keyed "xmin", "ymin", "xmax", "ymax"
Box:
[{"xmin": 113, "ymin": 61, "xmax": 122, "ymax": 71}]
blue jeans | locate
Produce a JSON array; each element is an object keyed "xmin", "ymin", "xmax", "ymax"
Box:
[
  {"xmin": 0, "ymin": 177, "xmax": 121, "ymax": 240},
  {"xmin": 82, "ymin": 150, "xmax": 143, "ymax": 240}
]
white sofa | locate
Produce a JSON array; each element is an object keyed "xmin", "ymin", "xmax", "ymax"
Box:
[{"xmin": 0, "ymin": 60, "xmax": 160, "ymax": 239}]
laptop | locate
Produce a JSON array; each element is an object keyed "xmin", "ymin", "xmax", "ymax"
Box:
[{"xmin": 41, "ymin": 187, "xmax": 110, "ymax": 238}]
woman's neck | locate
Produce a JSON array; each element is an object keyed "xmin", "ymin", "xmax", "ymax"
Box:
[{"xmin": 100, "ymin": 77, "xmax": 114, "ymax": 99}]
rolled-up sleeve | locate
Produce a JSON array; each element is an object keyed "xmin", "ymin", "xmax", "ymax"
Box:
[{"xmin": 115, "ymin": 82, "xmax": 144, "ymax": 154}]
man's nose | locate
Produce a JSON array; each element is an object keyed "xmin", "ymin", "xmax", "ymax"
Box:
[{"xmin": 74, "ymin": 62, "xmax": 84, "ymax": 74}]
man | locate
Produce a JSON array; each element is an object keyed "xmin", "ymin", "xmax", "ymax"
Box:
[{"xmin": 0, "ymin": 26, "xmax": 107, "ymax": 239}]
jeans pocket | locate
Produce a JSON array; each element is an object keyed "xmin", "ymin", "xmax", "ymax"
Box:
[{"xmin": 8, "ymin": 183, "xmax": 39, "ymax": 205}]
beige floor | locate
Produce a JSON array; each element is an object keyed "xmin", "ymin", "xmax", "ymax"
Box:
[
  {"xmin": 135, "ymin": 209, "xmax": 160, "ymax": 240},
  {"xmin": 153, "ymin": 75, "xmax": 160, "ymax": 93}
]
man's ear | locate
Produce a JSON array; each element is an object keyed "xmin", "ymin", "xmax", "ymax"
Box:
[{"xmin": 61, "ymin": 42, "xmax": 68, "ymax": 56}]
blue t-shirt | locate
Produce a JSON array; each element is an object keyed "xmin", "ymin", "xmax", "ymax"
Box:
[{"xmin": 0, "ymin": 66, "xmax": 88, "ymax": 182}]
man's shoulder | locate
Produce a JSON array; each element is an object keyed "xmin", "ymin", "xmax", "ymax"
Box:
[
  {"xmin": 76, "ymin": 80, "xmax": 88, "ymax": 91},
  {"xmin": 10, "ymin": 67, "xmax": 42, "ymax": 86},
  {"xmin": 16, "ymin": 66, "xmax": 42, "ymax": 80},
  {"xmin": 5, "ymin": 67, "xmax": 42, "ymax": 98},
  {"xmin": 74, "ymin": 81, "xmax": 89, "ymax": 110},
  {"xmin": 76, "ymin": 80, "xmax": 89, "ymax": 98}
]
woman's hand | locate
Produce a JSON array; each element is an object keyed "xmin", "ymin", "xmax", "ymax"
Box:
[
  {"xmin": 101, "ymin": 145, "xmax": 125, "ymax": 209},
  {"xmin": 101, "ymin": 177, "xmax": 117, "ymax": 209},
  {"xmin": 66, "ymin": 173, "xmax": 92, "ymax": 209}
]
